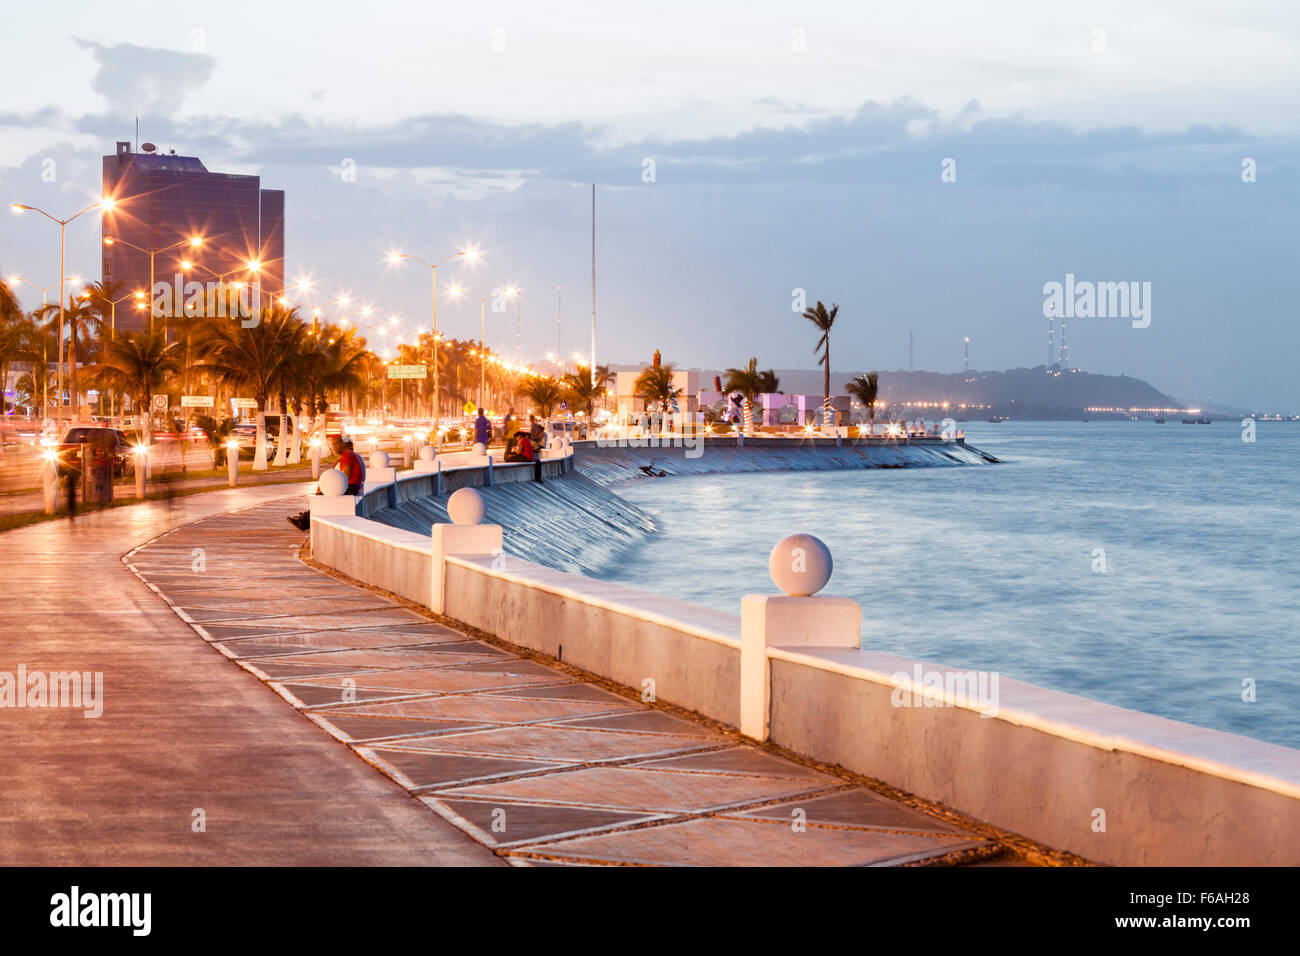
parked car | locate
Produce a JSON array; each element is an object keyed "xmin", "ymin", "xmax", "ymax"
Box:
[
  {"xmin": 0, "ymin": 422, "xmax": 22, "ymax": 448},
  {"xmin": 231, "ymin": 423, "xmax": 277, "ymax": 459},
  {"xmin": 56, "ymin": 427, "xmax": 135, "ymax": 478}
]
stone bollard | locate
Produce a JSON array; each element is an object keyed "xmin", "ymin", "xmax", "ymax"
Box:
[
  {"xmin": 401, "ymin": 436, "xmax": 411, "ymax": 468},
  {"xmin": 366, "ymin": 448, "xmax": 397, "ymax": 487},
  {"xmin": 310, "ymin": 440, "xmax": 322, "ymax": 479},
  {"xmin": 413, "ymin": 445, "xmax": 440, "ymax": 474},
  {"xmin": 308, "ymin": 467, "xmax": 359, "ymax": 529},
  {"xmin": 227, "ymin": 439, "xmax": 240, "ymax": 487},
  {"xmin": 135, "ymin": 446, "xmax": 148, "ymax": 498},
  {"xmin": 739, "ymin": 534, "xmax": 861, "ymax": 741},
  {"xmin": 42, "ymin": 454, "xmax": 58, "ymax": 515},
  {"xmin": 430, "ymin": 487, "xmax": 502, "ymax": 615}
]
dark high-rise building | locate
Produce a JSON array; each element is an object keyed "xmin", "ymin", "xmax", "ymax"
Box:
[{"xmin": 101, "ymin": 141, "xmax": 285, "ymax": 331}]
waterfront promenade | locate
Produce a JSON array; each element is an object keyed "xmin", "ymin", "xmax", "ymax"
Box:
[
  {"xmin": 0, "ymin": 484, "xmax": 496, "ymax": 865},
  {"xmin": 1, "ymin": 484, "xmax": 1024, "ymax": 866}
]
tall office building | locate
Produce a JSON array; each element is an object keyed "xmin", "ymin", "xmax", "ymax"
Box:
[{"xmin": 101, "ymin": 141, "xmax": 284, "ymax": 331}]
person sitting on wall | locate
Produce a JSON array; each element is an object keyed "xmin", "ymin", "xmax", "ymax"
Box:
[
  {"xmin": 337, "ymin": 438, "xmax": 366, "ymax": 494},
  {"xmin": 506, "ymin": 429, "xmax": 544, "ymax": 483}
]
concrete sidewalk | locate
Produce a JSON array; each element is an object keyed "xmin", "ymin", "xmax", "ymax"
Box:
[
  {"xmin": 124, "ymin": 498, "xmax": 1009, "ymax": 866},
  {"xmin": 0, "ymin": 484, "xmax": 497, "ymax": 865}
]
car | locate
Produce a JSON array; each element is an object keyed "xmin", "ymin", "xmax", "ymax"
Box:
[
  {"xmin": 230, "ymin": 424, "xmax": 277, "ymax": 459},
  {"xmin": 0, "ymin": 422, "xmax": 22, "ymax": 448},
  {"xmin": 56, "ymin": 426, "xmax": 135, "ymax": 478}
]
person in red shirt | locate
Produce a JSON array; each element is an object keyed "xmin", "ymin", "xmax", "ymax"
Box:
[
  {"xmin": 337, "ymin": 439, "xmax": 366, "ymax": 494},
  {"xmin": 506, "ymin": 430, "xmax": 544, "ymax": 483}
]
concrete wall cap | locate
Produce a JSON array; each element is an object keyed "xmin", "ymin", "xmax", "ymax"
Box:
[
  {"xmin": 317, "ymin": 468, "xmax": 348, "ymax": 496},
  {"xmin": 417, "ymin": 445, "xmax": 436, "ymax": 461},
  {"xmin": 447, "ymin": 486, "xmax": 486, "ymax": 525},
  {"xmin": 769, "ymin": 533, "xmax": 832, "ymax": 596}
]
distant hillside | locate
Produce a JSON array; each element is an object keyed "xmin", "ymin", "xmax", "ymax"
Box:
[{"xmin": 605, "ymin": 364, "xmax": 1190, "ymax": 419}]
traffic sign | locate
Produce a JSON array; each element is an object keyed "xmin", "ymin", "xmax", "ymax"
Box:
[
  {"xmin": 387, "ymin": 364, "xmax": 428, "ymax": 379},
  {"xmin": 181, "ymin": 395, "xmax": 215, "ymax": 408},
  {"xmin": 231, "ymin": 398, "xmax": 258, "ymax": 409},
  {"xmin": 152, "ymin": 395, "xmax": 169, "ymax": 411}
]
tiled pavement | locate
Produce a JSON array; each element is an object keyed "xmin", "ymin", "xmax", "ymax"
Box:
[{"xmin": 127, "ymin": 498, "xmax": 1009, "ymax": 866}]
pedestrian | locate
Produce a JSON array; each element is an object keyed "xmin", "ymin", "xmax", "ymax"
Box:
[
  {"xmin": 474, "ymin": 407, "xmax": 491, "ymax": 447},
  {"xmin": 502, "ymin": 408, "xmax": 515, "ymax": 443},
  {"xmin": 507, "ymin": 429, "xmax": 544, "ymax": 483},
  {"xmin": 529, "ymin": 414, "xmax": 545, "ymax": 449},
  {"xmin": 337, "ymin": 438, "xmax": 366, "ymax": 494}
]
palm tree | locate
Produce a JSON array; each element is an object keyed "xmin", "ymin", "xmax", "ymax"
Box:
[
  {"xmin": 595, "ymin": 364, "xmax": 614, "ymax": 409},
  {"xmin": 195, "ymin": 305, "xmax": 305, "ymax": 469},
  {"xmin": 519, "ymin": 375, "xmax": 564, "ymax": 418},
  {"xmin": 801, "ymin": 300, "xmax": 839, "ymax": 428},
  {"xmin": 562, "ymin": 364, "xmax": 604, "ymax": 419},
  {"xmin": 82, "ymin": 331, "xmax": 181, "ymax": 448},
  {"xmin": 0, "ymin": 281, "xmax": 36, "ymax": 419},
  {"xmin": 36, "ymin": 294, "xmax": 100, "ymax": 420},
  {"xmin": 723, "ymin": 357, "xmax": 774, "ymax": 434},
  {"xmin": 633, "ymin": 362, "xmax": 679, "ymax": 415},
  {"xmin": 846, "ymin": 372, "xmax": 880, "ymax": 435}
]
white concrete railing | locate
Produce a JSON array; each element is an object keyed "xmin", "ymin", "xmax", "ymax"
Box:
[{"xmin": 307, "ymin": 489, "xmax": 1300, "ymax": 867}]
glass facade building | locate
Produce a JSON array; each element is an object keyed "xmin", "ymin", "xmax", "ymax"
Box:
[{"xmin": 101, "ymin": 142, "xmax": 285, "ymax": 331}]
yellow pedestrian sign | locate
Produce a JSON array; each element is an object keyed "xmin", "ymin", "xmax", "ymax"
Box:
[{"xmin": 463, "ymin": 401, "xmax": 476, "ymax": 415}]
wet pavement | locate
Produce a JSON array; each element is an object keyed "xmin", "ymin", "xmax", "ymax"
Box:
[{"xmin": 123, "ymin": 496, "xmax": 1009, "ymax": 866}]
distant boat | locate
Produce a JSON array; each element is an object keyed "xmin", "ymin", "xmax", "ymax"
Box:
[
  {"xmin": 1182, "ymin": 417, "xmax": 1196, "ymax": 424},
  {"xmin": 1154, "ymin": 416, "xmax": 1166, "ymax": 423},
  {"xmin": 1197, "ymin": 417, "xmax": 1212, "ymax": 424},
  {"xmin": 986, "ymin": 416, "xmax": 1004, "ymax": 423}
]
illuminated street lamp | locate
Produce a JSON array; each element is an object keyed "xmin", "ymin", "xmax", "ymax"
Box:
[
  {"xmin": 388, "ymin": 246, "xmax": 478, "ymax": 425},
  {"xmin": 102, "ymin": 232, "xmax": 202, "ymax": 334},
  {"xmin": 13, "ymin": 196, "xmax": 117, "ymax": 422}
]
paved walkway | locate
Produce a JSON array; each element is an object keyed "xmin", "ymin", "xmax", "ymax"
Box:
[
  {"xmin": 125, "ymin": 497, "xmax": 1010, "ymax": 866},
  {"xmin": 0, "ymin": 485, "xmax": 496, "ymax": 865}
]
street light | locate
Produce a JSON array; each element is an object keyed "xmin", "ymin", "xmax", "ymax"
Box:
[
  {"xmin": 13, "ymin": 196, "xmax": 117, "ymax": 423},
  {"xmin": 388, "ymin": 247, "xmax": 478, "ymax": 429},
  {"xmin": 81, "ymin": 287, "xmax": 144, "ymax": 420},
  {"xmin": 102, "ymin": 232, "xmax": 203, "ymax": 334}
]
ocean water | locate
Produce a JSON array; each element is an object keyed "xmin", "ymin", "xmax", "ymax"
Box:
[{"xmin": 597, "ymin": 421, "xmax": 1300, "ymax": 750}]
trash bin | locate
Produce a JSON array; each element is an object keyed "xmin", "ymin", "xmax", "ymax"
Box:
[{"xmin": 83, "ymin": 443, "xmax": 114, "ymax": 504}]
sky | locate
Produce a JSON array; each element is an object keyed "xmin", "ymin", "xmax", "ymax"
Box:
[{"xmin": 1, "ymin": 0, "xmax": 1298, "ymax": 409}]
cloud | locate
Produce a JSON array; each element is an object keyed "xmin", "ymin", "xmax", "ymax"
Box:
[{"xmin": 72, "ymin": 39, "xmax": 215, "ymax": 117}]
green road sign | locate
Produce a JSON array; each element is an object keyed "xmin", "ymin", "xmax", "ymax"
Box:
[{"xmin": 387, "ymin": 364, "xmax": 428, "ymax": 379}]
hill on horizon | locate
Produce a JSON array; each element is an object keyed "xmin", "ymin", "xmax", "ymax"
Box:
[{"xmin": 607, "ymin": 363, "xmax": 1205, "ymax": 418}]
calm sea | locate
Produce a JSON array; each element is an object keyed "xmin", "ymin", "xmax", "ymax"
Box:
[{"xmin": 598, "ymin": 421, "xmax": 1300, "ymax": 749}]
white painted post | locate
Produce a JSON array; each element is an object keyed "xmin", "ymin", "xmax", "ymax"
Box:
[
  {"xmin": 135, "ymin": 448, "xmax": 148, "ymax": 498},
  {"xmin": 310, "ymin": 440, "xmax": 322, "ymax": 480},
  {"xmin": 227, "ymin": 440, "xmax": 239, "ymax": 487},
  {"xmin": 430, "ymin": 487, "xmax": 503, "ymax": 615},
  {"xmin": 42, "ymin": 456, "xmax": 58, "ymax": 515},
  {"xmin": 739, "ymin": 534, "xmax": 861, "ymax": 740}
]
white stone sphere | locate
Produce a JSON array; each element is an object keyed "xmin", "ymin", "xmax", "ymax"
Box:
[
  {"xmin": 318, "ymin": 468, "xmax": 348, "ymax": 496},
  {"xmin": 769, "ymin": 534, "xmax": 833, "ymax": 596},
  {"xmin": 417, "ymin": 445, "xmax": 436, "ymax": 462},
  {"xmin": 447, "ymin": 487, "xmax": 486, "ymax": 525},
  {"xmin": 370, "ymin": 449, "xmax": 390, "ymax": 468},
  {"xmin": 472, "ymin": 442, "xmax": 487, "ymax": 456}
]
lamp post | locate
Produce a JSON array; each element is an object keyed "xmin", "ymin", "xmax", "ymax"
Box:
[
  {"xmin": 389, "ymin": 248, "xmax": 478, "ymax": 430},
  {"xmin": 102, "ymin": 233, "xmax": 203, "ymax": 336},
  {"xmin": 82, "ymin": 288, "xmax": 146, "ymax": 420},
  {"xmin": 13, "ymin": 197, "xmax": 117, "ymax": 423}
]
